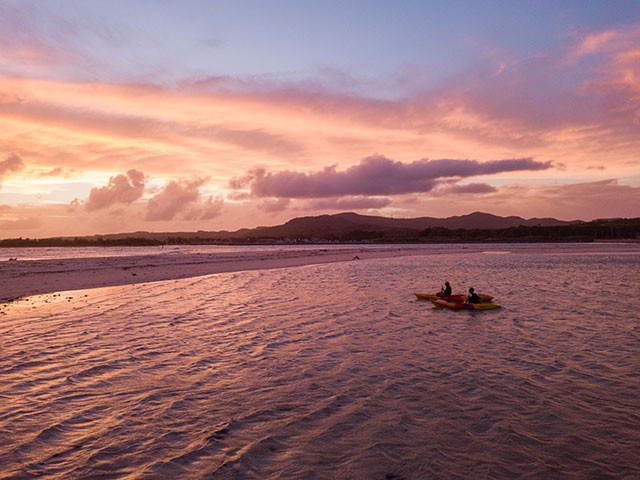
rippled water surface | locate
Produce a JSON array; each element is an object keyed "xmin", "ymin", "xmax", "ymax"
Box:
[{"xmin": 1, "ymin": 244, "xmax": 639, "ymax": 479}]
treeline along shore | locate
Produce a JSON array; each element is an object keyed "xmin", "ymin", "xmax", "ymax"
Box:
[{"xmin": 1, "ymin": 214, "xmax": 638, "ymax": 247}]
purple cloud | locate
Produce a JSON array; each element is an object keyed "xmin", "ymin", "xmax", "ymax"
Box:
[
  {"xmin": 307, "ymin": 196, "xmax": 392, "ymax": 210},
  {"xmin": 231, "ymin": 155, "xmax": 553, "ymax": 198},
  {"xmin": 436, "ymin": 183, "xmax": 498, "ymax": 195}
]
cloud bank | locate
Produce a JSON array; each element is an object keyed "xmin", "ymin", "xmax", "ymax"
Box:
[
  {"xmin": 80, "ymin": 170, "xmax": 224, "ymax": 224},
  {"xmin": 307, "ymin": 196, "xmax": 392, "ymax": 211},
  {"xmin": 0, "ymin": 5, "xmax": 638, "ymax": 237},
  {"xmin": 0, "ymin": 154, "xmax": 24, "ymax": 187},
  {"xmin": 146, "ymin": 178, "xmax": 223, "ymax": 221},
  {"xmin": 231, "ymin": 155, "xmax": 554, "ymax": 199},
  {"xmin": 85, "ymin": 169, "xmax": 146, "ymax": 211}
]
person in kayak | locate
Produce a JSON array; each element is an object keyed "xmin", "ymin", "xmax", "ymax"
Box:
[
  {"xmin": 437, "ymin": 281, "xmax": 452, "ymax": 297},
  {"xmin": 467, "ymin": 287, "xmax": 481, "ymax": 304}
]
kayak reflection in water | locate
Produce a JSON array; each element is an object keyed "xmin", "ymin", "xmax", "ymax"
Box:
[
  {"xmin": 437, "ymin": 281, "xmax": 452, "ymax": 297},
  {"xmin": 467, "ymin": 287, "xmax": 481, "ymax": 304}
]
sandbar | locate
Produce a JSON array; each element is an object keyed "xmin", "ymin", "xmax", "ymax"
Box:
[{"xmin": 1, "ymin": 245, "xmax": 437, "ymax": 303}]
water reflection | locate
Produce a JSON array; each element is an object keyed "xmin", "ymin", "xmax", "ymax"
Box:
[{"xmin": 1, "ymin": 245, "xmax": 639, "ymax": 479}]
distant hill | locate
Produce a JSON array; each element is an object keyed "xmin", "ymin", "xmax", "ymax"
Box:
[
  {"xmin": 228, "ymin": 211, "xmax": 580, "ymax": 240},
  {"xmin": 284, "ymin": 211, "xmax": 575, "ymax": 232},
  {"xmin": 4, "ymin": 211, "xmax": 639, "ymax": 246}
]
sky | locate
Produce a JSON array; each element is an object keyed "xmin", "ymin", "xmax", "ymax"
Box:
[{"xmin": 1, "ymin": 0, "xmax": 639, "ymax": 238}]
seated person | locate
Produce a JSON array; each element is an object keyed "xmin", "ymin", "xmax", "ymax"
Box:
[
  {"xmin": 467, "ymin": 287, "xmax": 480, "ymax": 304},
  {"xmin": 437, "ymin": 281, "xmax": 452, "ymax": 297}
]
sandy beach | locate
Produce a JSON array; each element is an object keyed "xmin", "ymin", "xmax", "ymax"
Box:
[{"xmin": 0, "ymin": 245, "xmax": 422, "ymax": 303}]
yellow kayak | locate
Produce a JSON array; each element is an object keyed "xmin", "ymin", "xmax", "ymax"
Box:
[
  {"xmin": 415, "ymin": 292, "xmax": 494, "ymax": 302},
  {"xmin": 430, "ymin": 299, "xmax": 501, "ymax": 310}
]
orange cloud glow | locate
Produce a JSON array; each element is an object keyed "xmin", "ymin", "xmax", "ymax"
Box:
[{"xmin": 1, "ymin": 11, "xmax": 639, "ymax": 238}]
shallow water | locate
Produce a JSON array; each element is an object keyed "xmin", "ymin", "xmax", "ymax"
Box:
[
  {"xmin": 0, "ymin": 243, "xmax": 434, "ymax": 261},
  {"xmin": 1, "ymin": 244, "xmax": 639, "ymax": 479}
]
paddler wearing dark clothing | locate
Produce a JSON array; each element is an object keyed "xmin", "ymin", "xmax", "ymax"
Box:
[
  {"xmin": 467, "ymin": 287, "xmax": 480, "ymax": 304},
  {"xmin": 437, "ymin": 281, "xmax": 452, "ymax": 297}
]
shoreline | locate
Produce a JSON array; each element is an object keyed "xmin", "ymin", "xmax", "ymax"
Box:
[
  {"xmin": 0, "ymin": 246, "xmax": 424, "ymax": 304},
  {"xmin": 2, "ymin": 243, "xmax": 637, "ymax": 304}
]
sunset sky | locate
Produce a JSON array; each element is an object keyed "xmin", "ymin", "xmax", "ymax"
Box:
[{"xmin": 1, "ymin": 1, "xmax": 639, "ymax": 238}]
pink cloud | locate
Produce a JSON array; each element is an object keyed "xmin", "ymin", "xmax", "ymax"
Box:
[
  {"xmin": 183, "ymin": 196, "xmax": 225, "ymax": 221},
  {"xmin": 395, "ymin": 25, "xmax": 638, "ymax": 164},
  {"xmin": 307, "ymin": 196, "xmax": 392, "ymax": 210},
  {"xmin": 0, "ymin": 214, "xmax": 42, "ymax": 231},
  {"xmin": 423, "ymin": 179, "xmax": 640, "ymax": 221},
  {"xmin": 534, "ymin": 179, "xmax": 640, "ymax": 218},
  {"xmin": 570, "ymin": 27, "xmax": 638, "ymax": 59},
  {"xmin": 85, "ymin": 169, "xmax": 146, "ymax": 211},
  {"xmin": 0, "ymin": 154, "xmax": 24, "ymax": 181},
  {"xmin": 145, "ymin": 178, "xmax": 223, "ymax": 221},
  {"xmin": 0, "ymin": 80, "xmax": 305, "ymax": 172},
  {"xmin": 0, "ymin": 15, "xmax": 637, "ymax": 237},
  {"xmin": 232, "ymin": 155, "xmax": 553, "ymax": 198},
  {"xmin": 2, "ymin": 21, "xmax": 635, "ymax": 186},
  {"xmin": 190, "ymin": 125, "xmax": 305, "ymax": 157},
  {"xmin": 0, "ymin": 4, "xmax": 74, "ymax": 69},
  {"xmin": 38, "ymin": 167, "xmax": 64, "ymax": 177},
  {"xmin": 576, "ymin": 28, "xmax": 640, "ymax": 122},
  {"xmin": 258, "ymin": 197, "xmax": 291, "ymax": 213}
]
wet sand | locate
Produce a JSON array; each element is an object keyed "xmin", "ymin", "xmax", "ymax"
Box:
[{"xmin": 0, "ymin": 246, "xmax": 425, "ymax": 303}]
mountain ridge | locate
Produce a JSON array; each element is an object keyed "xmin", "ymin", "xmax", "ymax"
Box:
[
  {"xmin": 246, "ymin": 211, "xmax": 582, "ymax": 239},
  {"xmin": 4, "ymin": 211, "xmax": 638, "ymax": 245},
  {"xmin": 0, "ymin": 211, "xmax": 596, "ymax": 242}
]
